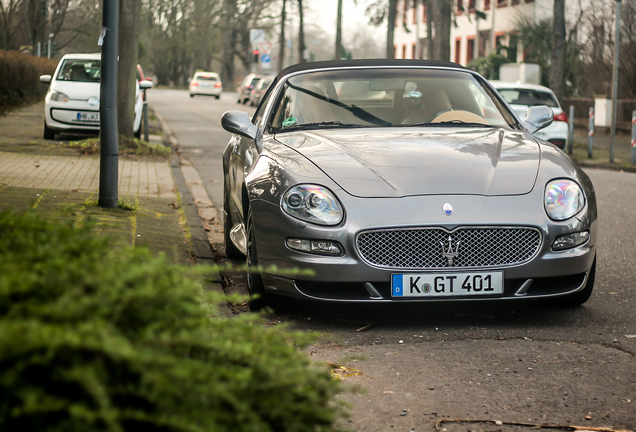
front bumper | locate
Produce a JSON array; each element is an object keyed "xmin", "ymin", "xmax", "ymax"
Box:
[{"xmin": 250, "ymin": 193, "xmax": 596, "ymax": 303}]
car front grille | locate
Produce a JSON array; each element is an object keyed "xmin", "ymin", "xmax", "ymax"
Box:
[{"xmin": 356, "ymin": 227, "xmax": 541, "ymax": 269}]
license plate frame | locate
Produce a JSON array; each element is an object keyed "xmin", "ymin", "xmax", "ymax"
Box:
[
  {"xmin": 75, "ymin": 112, "xmax": 100, "ymax": 122},
  {"xmin": 391, "ymin": 271, "xmax": 504, "ymax": 297}
]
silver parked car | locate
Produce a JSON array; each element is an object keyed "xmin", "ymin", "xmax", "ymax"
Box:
[{"xmin": 222, "ymin": 60, "xmax": 597, "ymax": 309}]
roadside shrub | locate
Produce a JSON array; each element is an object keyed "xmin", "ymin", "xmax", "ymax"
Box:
[
  {"xmin": 68, "ymin": 135, "xmax": 171, "ymax": 158},
  {"xmin": 467, "ymin": 53, "xmax": 511, "ymax": 81},
  {"xmin": 0, "ymin": 50, "xmax": 57, "ymax": 113},
  {"xmin": 0, "ymin": 210, "xmax": 342, "ymax": 432}
]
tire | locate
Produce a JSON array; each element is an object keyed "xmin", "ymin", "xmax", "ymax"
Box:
[
  {"xmin": 215, "ymin": 95, "xmax": 220, "ymax": 100},
  {"xmin": 223, "ymin": 191, "xmax": 245, "ymax": 259},
  {"xmin": 555, "ymin": 257, "xmax": 596, "ymax": 307},
  {"xmin": 246, "ymin": 206, "xmax": 268, "ymax": 311},
  {"xmin": 43, "ymin": 121, "xmax": 55, "ymax": 140},
  {"xmin": 190, "ymin": 94, "xmax": 194, "ymax": 98},
  {"xmin": 134, "ymin": 126, "xmax": 141, "ymax": 139}
]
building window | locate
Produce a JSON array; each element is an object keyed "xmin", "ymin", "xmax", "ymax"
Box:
[
  {"xmin": 456, "ymin": 0, "xmax": 464, "ymax": 15},
  {"xmin": 466, "ymin": 37, "xmax": 475, "ymax": 64},
  {"xmin": 484, "ymin": 0, "xmax": 491, "ymax": 10},
  {"xmin": 455, "ymin": 38, "xmax": 461, "ymax": 64},
  {"xmin": 511, "ymin": 0, "xmax": 520, "ymax": 4},
  {"xmin": 413, "ymin": 4, "xmax": 417, "ymax": 24},
  {"xmin": 422, "ymin": 4, "xmax": 426, "ymax": 21},
  {"xmin": 495, "ymin": 32, "xmax": 506, "ymax": 54},
  {"xmin": 394, "ymin": 45, "xmax": 397, "ymax": 58},
  {"xmin": 402, "ymin": 44, "xmax": 407, "ymax": 59},
  {"xmin": 403, "ymin": 0, "xmax": 408, "ymax": 25},
  {"xmin": 478, "ymin": 30, "xmax": 491, "ymax": 57},
  {"xmin": 468, "ymin": 0, "xmax": 476, "ymax": 11},
  {"xmin": 496, "ymin": 0, "xmax": 507, "ymax": 7},
  {"xmin": 412, "ymin": 43, "xmax": 417, "ymax": 59},
  {"xmin": 507, "ymin": 33, "xmax": 519, "ymax": 62}
]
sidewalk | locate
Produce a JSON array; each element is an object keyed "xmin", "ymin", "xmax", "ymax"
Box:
[{"xmin": 0, "ymin": 102, "xmax": 210, "ymax": 270}]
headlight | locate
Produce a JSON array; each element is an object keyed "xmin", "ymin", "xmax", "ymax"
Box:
[
  {"xmin": 50, "ymin": 90, "xmax": 69, "ymax": 102},
  {"xmin": 544, "ymin": 179, "xmax": 585, "ymax": 221},
  {"xmin": 282, "ymin": 184, "xmax": 343, "ymax": 226}
]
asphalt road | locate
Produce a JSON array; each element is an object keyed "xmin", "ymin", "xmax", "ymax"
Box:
[{"xmin": 149, "ymin": 88, "xmax": 636, "ymax": 431}]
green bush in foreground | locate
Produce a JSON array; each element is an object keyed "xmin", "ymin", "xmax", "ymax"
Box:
[{"xmin": 0, "ymin": 210, "xmax": 342, "ymax": 432}]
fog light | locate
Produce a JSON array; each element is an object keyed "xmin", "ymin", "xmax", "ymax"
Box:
[
  {"xmin": 552, "ymin": 231, "xmax": 589, "ymax": 251},
  {"xmin": 286, "ymin": 238, "xmax": 343, "ymax": 256}
]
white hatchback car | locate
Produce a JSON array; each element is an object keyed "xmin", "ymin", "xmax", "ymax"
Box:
[
  {"xmin": 40, "ymin": 53, "xmax": 151, "ymax": 140},
  {"xmin": 490, "ymin": 81, "xmax": 569, "ymax": 149},
  {"xmin": 189, "ymin": 71, "xmax": 222, "ymax": 98}
]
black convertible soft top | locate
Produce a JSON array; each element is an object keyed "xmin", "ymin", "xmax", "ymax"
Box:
[{"xmin": 277, "ymin": 58, "xmax": 466, "ymax": 79}]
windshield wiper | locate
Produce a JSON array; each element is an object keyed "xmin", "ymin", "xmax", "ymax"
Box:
[
  {"xmin": 278, "ymin": 121, "xmax": 370, "ymax": 131},
  {"xmin": 401, "ymin": 120, "xmax": 495, "ymax": 128}
]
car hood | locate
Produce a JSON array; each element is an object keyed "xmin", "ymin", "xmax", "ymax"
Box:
[
  {"xmin": 274, "ymin": 127, "xmax": 540, "ymax": 198},
  {"xmin": 51, "ymin": 80, "xmax": 101, "ymax": 102}
]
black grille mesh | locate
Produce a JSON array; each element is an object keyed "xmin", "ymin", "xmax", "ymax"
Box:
[{"xmin": 356, "ymin": 227, "xmax": 541, "ymax": 269}]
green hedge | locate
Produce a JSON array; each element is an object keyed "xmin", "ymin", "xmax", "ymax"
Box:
[
  {"xmin": 0, "ymin": 210, "xmax": 342, "ymax": 432},
  {"xmin": 0, "ymin": 50, "xmax": 57, "ymax": 113}
]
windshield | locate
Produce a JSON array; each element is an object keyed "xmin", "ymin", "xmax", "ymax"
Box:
[
  {"xmin": 195, "ymin": 74, "xmax": 218, "ymax": 81},
  {"xmin": 269, "ymin": 68, "xmax": 517, "ymax": 132},
  {"xmin": 56, "ymin": 59, "xmax": 101, "ymax": 82},
  {"xmin": 497, "ymin": 88, "xmax": 559, "ymax": 108}
]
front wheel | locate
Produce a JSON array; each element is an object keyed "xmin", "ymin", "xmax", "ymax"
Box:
[
  {"xmin": 43, "ymin": 121, "xmax": 55, "ymax": 140},
  {"xmin": 246, "ymin": 206, "xmax": 267, "ymax": 310},
  {"xmin": 223, "ymin": 191, "xmax": 245, "ymax": 259}
]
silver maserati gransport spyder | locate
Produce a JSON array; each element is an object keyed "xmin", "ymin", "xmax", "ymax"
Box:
[{"xmin": 221, "ymin": 60, "xmax": 597, "ymax": 309}]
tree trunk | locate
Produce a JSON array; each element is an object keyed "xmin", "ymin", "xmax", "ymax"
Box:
[
  {"xmin": 430, "ymin": 0, "xmax": 451, "ymax": 60},
  {"xmin": 550, "ymin": 0, "xmax": 566, "ymax": 100},
  {"xmin": 117, "ymin": 0, "xmax": 140, "ymax": 137},
  {"xmin": 278, "ymin": 0, "xmax": 286, "ymax": 72},
  {"xmin": 221, "ymin": 0, "xmax": 236, "ymax": 87},
  {"xmin": 386, "ymin": 0, "xmax": 397, "ymax": 58},
  {"xmin": 426, "ymin": 0, "xmax": 433, "ymax": 59},
  {"xmin": 297, "ymin": 0, "xmax": 305, "ymax": 62},
  {"xmin": 335, "ymin": 0, "xmax": 343, "ymax": 59}
]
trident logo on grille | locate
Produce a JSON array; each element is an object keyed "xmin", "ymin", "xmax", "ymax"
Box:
[{"xmin": 440, "ymin": 236, "xmax": 460, "ymax": 266}]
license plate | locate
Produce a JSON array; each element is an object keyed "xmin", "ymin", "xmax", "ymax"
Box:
[
  {"xmin": 201, "ymin": 83, "xmax": 211, "ymax": 87},
  {"xmin": 76, "ymin": 112, "xmax": 99, "ymax": 122},
  {"xmin": 392, "ymin": 271, "xmax": 503, "ymax": 297}
]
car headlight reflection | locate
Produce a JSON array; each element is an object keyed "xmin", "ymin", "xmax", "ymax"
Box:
[
  {"xmin": 282, "ymin": 184, "xmax": 343, "ymax": 225},
  {"xmin": 50, "ymin": 90, "xmax": 69, "ymax": 102},
  {"xmin": 545, "ymin": 179, "xmax": 584, "ymax": 221}
]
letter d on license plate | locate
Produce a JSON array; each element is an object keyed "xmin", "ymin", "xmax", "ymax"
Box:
[{"xmin": 392, "ymin": 271, "xmax": 503, "ymax": 297}]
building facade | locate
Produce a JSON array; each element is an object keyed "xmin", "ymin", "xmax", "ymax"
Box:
[{"xmin": 392, "ymin": 0, "xmax": 582, "ymax": 67}]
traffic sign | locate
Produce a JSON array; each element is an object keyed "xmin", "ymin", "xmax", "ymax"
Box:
[
  {"xmin": 260, "ymin": 54, "xmax": 271, "ymax": 69},
  {"xmin": 250, "ymin": 29, "xmax": 265, "ymax": 44}
]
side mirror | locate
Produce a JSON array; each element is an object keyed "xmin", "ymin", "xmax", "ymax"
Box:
[
  {"xmin": 523, "ymin": 105, "xmax": 553, "ymax": 134},
  {"xmin": 221, "ymin": 111, "xmax": 257, "ymax": 140},
  {"xmin": 139, "ymin": 80, "xmax": 153, "ymax": 90},
  {"xmin": 40, "ymin": 74, "xmax": 52, "ymax": 84}
]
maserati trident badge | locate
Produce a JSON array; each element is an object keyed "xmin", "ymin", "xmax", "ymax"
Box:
[
  {"xmin": 443, "ymin": 203, "xmax": 453, "ymax": 216},
  {"xmin": 440, "ymin": 236, "xmax": 460, "ymax": 266}
]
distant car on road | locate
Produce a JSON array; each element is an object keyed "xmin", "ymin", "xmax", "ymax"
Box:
[
  {"xmin": 490, "ymin": 81, "xmax": 569, "ymax": 149},
  {"xmin": 248, "ymin": 76, "xmax": 274, "ymax": 107},
  {"xmin": 237, "ymin": 73, "xmax": 264, "ymax": 104},
  {"xmin": 40, "ymin": 53, "xmax": 151, "ymax": 140},
  {"xmin": 189, "ymin": 71, "xmax": 222, "ymax": 99}
]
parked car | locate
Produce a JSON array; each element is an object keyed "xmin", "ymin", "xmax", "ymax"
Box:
[
  {"xmin": 189, "ymin": 71, "xmax": 222, "ymax": 99},
  {"xmin": 248, "ymin": 76, "xmax": 274, "ymax": 107},
  {"xmin": 40, "ymin": 53, "xmax": 151, "ymax": 140},
  {"xmin": 137, "ymin": 64, "xmax": 153, "ymax": 101},
  {"xmin": 236, "ymin": 73, "xmax": 263, "ymax": 104},
  {"xmin": 222, "ymin": 59, "xmax": 597, "ymax": 310},
  {"xmin": 490, "ymin": 81, "xmax": 569, "ymax": 149}
]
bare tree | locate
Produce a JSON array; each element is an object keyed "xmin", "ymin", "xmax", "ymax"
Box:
[
  {"xmin": 297, "ymin": 0, "xmax": 304, "ymax": 62},
  {"xmin": 550, "ymin": 0, "xmax": 565, "ymax": 101},
  {"xmin": 335, "ymin": 0, "xmax": 343, "ymax": 59},
  {"xmin": 118, "ymin": 0, "xmax": 141, "ymax": 136},
  {"xmin": 278, "ymin": 0, "xmax": 286, "ymax": 72}
]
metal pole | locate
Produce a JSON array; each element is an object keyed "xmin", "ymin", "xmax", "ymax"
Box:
[
  {"xmin": 631, "ymin": 110, "xmax": 636, "ymax": 165},
  {"xmin": 47, "ymin": 38, "xmax": 51, "ymax": 59},
  {"xmin": 588, "ymin": 107, "xmax": 594, "ymax": 159},
  {"xmin": 143, "ymin": 90, "xmax": 149, "ymax": 142},
  {"xmin": 98, "ymin": 0, "xmax": 119, "ymax": 208},
  {"xmin": 609, "ymin": 0, "xmax": 621, "ymax": 163},
  {"xmin": 568, "ymin": 105, "xmax": 574, "ymax": 155},
  {"xmin": 37, "ymin": 41, "xmax": 41, "ymax": 57}
]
